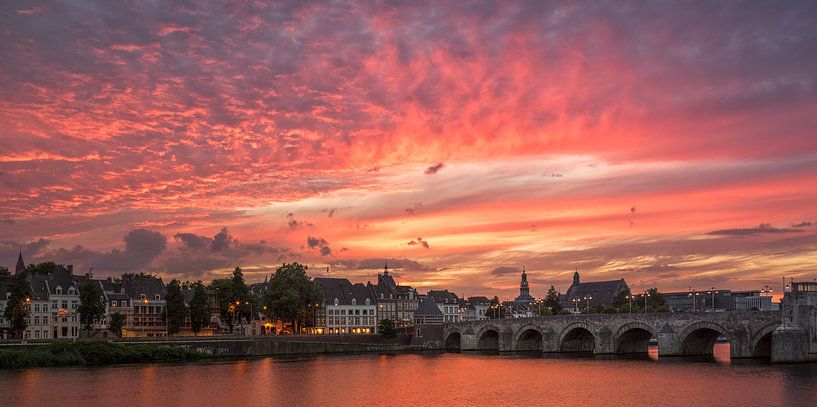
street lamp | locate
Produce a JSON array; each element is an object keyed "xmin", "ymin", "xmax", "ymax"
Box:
[
  {"xmin": 625, "ymin": 294, "xmax": 633, "ymax": 314},
  {"xmin": 643, "ymin": 291, "xmax": 651, "ymax": 313},
  {"xmin": 143, "ymin": 298, "xmax": 148, "ymax": 337},
  {"xmin": 583, "ymin": 295, "xmax": 593, "ymax": 312},
  {"xmin": 707, "ymin": 287, "xmax": 716, "ymax": 312},
  {"xmin": 688, "ymin": 289, "xmax": 699, "ymax": 312}
]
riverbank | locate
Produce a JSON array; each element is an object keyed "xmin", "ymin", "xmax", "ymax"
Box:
[{"xmin": 0, "ymin": 340, "xmax": 202, "ymax": 369}]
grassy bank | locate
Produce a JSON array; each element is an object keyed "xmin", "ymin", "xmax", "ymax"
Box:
[{"xmin": 0, "ymin": 340, "xmax": 203, "ymax": 369}]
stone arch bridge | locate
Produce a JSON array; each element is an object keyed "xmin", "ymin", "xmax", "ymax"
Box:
[{"xmin": 442, "ymin": 311, "xmax": 781, "ymax": 358}]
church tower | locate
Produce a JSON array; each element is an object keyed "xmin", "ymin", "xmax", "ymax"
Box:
[
  {"xmin": 514, "ymin": 266, "xmax": 534, "ymax": 304},
  {"xmin": 573, "ymin": 270, "xmax": 580, "ymax": 285},
  {"xmin": 519, "ymin": 267, "xmax": 530, "ymax": 297},
  {"xmin": 15, "ymin": 250, "xmax": 25, "ymax": 274}
]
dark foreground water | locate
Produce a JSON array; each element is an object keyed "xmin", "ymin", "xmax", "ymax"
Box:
[{"xmin": 1, "ymin": 344, "xmax": 816, "ymax": 407}]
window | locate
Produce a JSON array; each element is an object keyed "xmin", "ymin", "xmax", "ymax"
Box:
[
  {"xmin": 140, "ymin": 294, "xmax": 146, "ymax": 300},
  {"xmin": 34, "ymin": 304, "xmax": 40, "ymax": 312},
  {"xmin": 334, "ymin": 298, "xmax": 339, "ymax": 306},
  {"xmin": 154, "ymin": 294, "xmax": 160, "ymax": 300},
  {"xmin": 112, "ymin": 300, "xmax": 118, "ymax": 307},
  {"xmin": 43, "ymin": 304, "xmax": 48, "ymax": 312},
  {"xmin": 351, "ymin": 298, "xmax": 357, "ymax": 305},
  {"xmin": 365, "ymin": 298, "xmax": 370, "ymax": 305},
  {"xmin": 56, "ymin": 286, "xmax": 62, "ymax": 295}
]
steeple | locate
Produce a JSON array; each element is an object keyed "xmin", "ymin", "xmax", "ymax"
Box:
[
  {"xmin": 384, "ymin": 260, "xmax": 389, "ymax": 276},
  {"xmin": 573, "ymin": 269, "xmax": 580, "ymax": 285},
  {"xmin": 15, "ymin": 249, "xmax": 25, "ymax": 274}
]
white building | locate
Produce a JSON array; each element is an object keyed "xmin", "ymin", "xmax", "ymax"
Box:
[
  {"xmin": 427, "ymin": 290, "xmax": 462, "ymax": 323},
  {"xmin": 315, "ymin": 278, "xmax": 378, "ymax": 334}
]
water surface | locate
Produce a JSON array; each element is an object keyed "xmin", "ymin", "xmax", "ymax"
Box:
[{"xmin": 1, "ymin": 344, "xmax": 816, "ymax": 407}]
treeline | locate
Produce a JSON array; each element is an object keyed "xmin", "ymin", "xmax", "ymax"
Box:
[{"xmin": 0, "ymin": 341, "xmax": 201, "ymax": 369}]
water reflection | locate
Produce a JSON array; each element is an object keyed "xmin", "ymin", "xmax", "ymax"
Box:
[{"xmin": 0, "ymin": 344, "xmax": 815, "ymax": 407}]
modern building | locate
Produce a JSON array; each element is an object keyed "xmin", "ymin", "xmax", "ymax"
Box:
[
  {"xmin": 664, "ymin": 289, "xmax": 733, "ymax": 312},
  {"xmin": 733, "ymin": 290, "xmax": 778, "ymax": 311},
  {"xmin": 560, "ymin": 271, "xmax": 629, "ymax": 312},
  {"xmin": 315, "ymin": 277, "xmax": 378, "ymax": 334},
  {"xmin": 121, "ymin": 274, "xmax": 167, "ymax": 337},
  {"xmin": 427, "ymin": 290, "xmax": 462, "ymax": 322}
]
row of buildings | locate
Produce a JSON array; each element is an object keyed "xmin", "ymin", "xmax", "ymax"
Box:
[
  {"xmin": 2, "ymin": 252, "xmax": 782, "ymax": 339},
  {"xmin": 0, "ymin": 253, "xmax": 209, "ymax": 339}
]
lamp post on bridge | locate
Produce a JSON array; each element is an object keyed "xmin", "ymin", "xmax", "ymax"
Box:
[
  {"xmin": 626, "ymin": 294, "xmax": 633, "ymax": 314},
  {"xmin": 706, "ymin": 287, "xmax": 716, "ymax": 312},
  {"xmin": 643, "ymin": 291, "xmax": 650, "ymax": 313},
  {"xmin": 583, "ymin": 295, "xmax": 593, "ymax": 313}
]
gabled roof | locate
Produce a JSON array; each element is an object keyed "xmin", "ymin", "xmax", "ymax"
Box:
[
  {"xmin": 427, "ymin": 289, "xmax": 459, "ymax": 304},
  {"xmin": 561, "ymin": 278, "xmax": 628, "ymax": 307},
  {"xmin": 415, "ymin": 296, "xmax": 443, "ymax": 316},
  {"xmin": 315, "ymin": 277, "xmax": 375, "ymax": 306},
  {"xmin": 468, "ymin": 296, "xmax": 492, "ymax": 306},
  {"xmin": 45, "ymin": 266, "xmax": 78, "ymax": 295},
  {"xmin": 122, "ymin": 275, "xmax": 166, "ymax": 300}
]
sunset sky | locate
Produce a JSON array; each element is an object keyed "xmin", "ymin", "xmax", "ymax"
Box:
[{"xmin": 1, "ymin": 1, "xmax": 816, "ymax": 299}]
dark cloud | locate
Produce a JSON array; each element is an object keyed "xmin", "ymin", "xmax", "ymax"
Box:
[
  {"xmin": 307, "ymin": 236, "xmax": 332, "ymax": 256},
  {"xmin": 0, "ymin": 238, "xmax": 50, "ymax": 268},
  {"xmin": 331, "ymin": 258, "xmax": 432, "ymax": 271},
  {"xmin": 286, "ymin": 213, "xmax": 313, "ymax": 229},
  {"xmin": 157, "ymin": 229, "xmax": 288, "ymax": 276},
  {"xmin": 792, "ymin": 221, "xmax": 813, "ymax": 228},
  {"xmin": 40, "ymin": 229, "xmax": 167, "ymax": 273},
  {"xmin": 615, "ymin": 264, "xmax": 679, "ymax": 273},
  {"xmin": 1, "ymin": 219, "xmax": 14, "ymax": 225},
  {"xmin": 424, "ymin": 163, "xmax": 445, "ymax": 175},
  {"xmin": 327, "ymin": 208, "xmax": 336, "ymax": 218},
  {"xmin": 708, "ymin": 223, "xmax": 802, "ymax": 236},
  {"xmin": 406, "ymin": 237, "xmax": 430, "ymax": 249},
  {"xmin": 491, "ymin": 266, "xmax": 521, "ymax": 276}
]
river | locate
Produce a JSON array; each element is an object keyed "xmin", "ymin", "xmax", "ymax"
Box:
[{"xmin": 1, "ymin": 344, "xmax": 816, "ymax": 406}]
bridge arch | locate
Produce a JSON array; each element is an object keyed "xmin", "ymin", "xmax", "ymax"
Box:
[
  {"xmin": 513, "ymin": 325, "xmax": 544, "ymax": 351},
  {"xmin": 677, "ymin": 321, "xmax": 731, "ymax": 356},
  {"xmin": 476, "ymin": 325, "xmax": 502, "ymax": 350},
  {"xmin": 614, "ymin": 321, "xmax": 657, "ymax": 354},
  {"xmin": 559, "ymin": 321, "xmax": 596, "ymax": 353},
  {"xmin": 750, "ymin": 322, "xmax": 780, "ymax": 358},
  {"xmin": 444, "ymin": 330, "xmax": 462, "ymax": 351}
]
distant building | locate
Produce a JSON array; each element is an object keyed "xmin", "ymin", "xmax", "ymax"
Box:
[
  {"xmin": 560, "ymin": 271, "xmax": 629, "ymax": 312},
  {"xmin": 461, "ymin": 296, "xmax": 491, "ymax": 321},
  {"xmin": 367, "ymin": 264, "xmax": 419, "ymax": 327},
  {"xmin": 514, "ymin": 268, "xmax": 535, "ymax": 306},
  {"xmin": 315, "ymin": 277, "xmax": 377, "ymax": 334},
  {"xmin": 41, "ymin": 265, "xmax": 81, "ymax": 339},
  {"xmin": 121, "ymin": 274, "xmax": 167, "ymax": 337},
  {"xmin": 413, "ymin": 296, "xmax": 444, "ymax": 325},
  {"xmin": 664, "ymin": 289, "xmax": 733, "ymax": 312},
  {"xmin": 427, "ymin": 290, "xmax": 462, "ymax": 322},
  {"xmin": 732, "ymin": 290, "xmax": 778, "ymax": 311}
]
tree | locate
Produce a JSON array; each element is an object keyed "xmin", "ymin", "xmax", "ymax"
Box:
[
  {"xmin": 209, "ymin": 278, "xmax": 236, "ymax": 333},
  {"xmin": 378, "ymin": 319, "xmax": 397, "ymax": 338},
  {"xmin": 612, "ymin": 286, "xmax": 632, "ymax": 308},
  {"xmin": 538, "ymin": 307, "xmax": 553, "ymax": 316},
  {"xmin": 543, "ymin": 285, "xmax": 562, "ymax": 314},
  {"xmin": 488, "ymin": 296, "xmax": 508, "ymax": 319},
  {"xmin": 0, "ymin": 266, "xmax": 9, "ymax": 277},
  {"xmin": 231, "ymin": 267, "xmax": 250, "ymax": 326},
  {"xmin": 3, "ymin": 273, "xmax": 30, "ymax": 339},
  {"xmin": 23, "ymin": 261, "xmax": 61, "ymax": 277},
  {"xmin": 263, "ymin": 263, "xmax": 322, "ymax": 333},
  {"xmin": 189, "ymin": 281, "xmax": 210, "ymax": 336},
  {"xmin": 78, "ymin": 278, "xmax": 105, "ymax": 337},
  {"xmin": 109, "ymin": 312, "xmax": 125, "ymax": 337},
  {"xmin": 165, "ymin": 279, "xmax": 187, "ymax": 335}
]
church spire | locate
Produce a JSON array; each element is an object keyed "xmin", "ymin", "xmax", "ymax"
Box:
[
  {"xmin": 384, "ymin": 260, "xmax": 389, "ymax": 276},
  {"xmin": 15, "ymin": 249, "xmax": 25, "ymax": 274}
]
